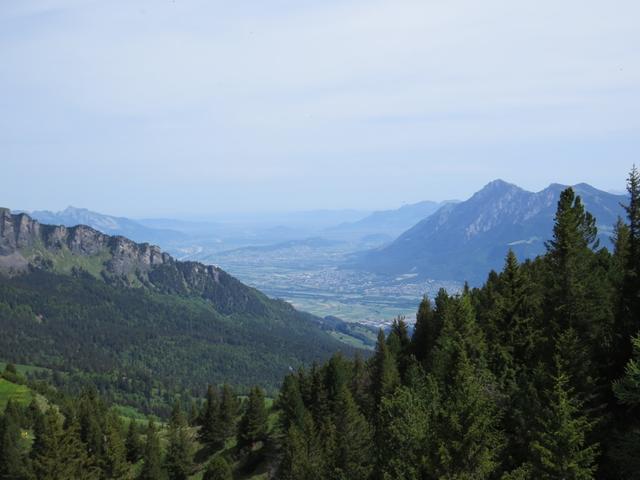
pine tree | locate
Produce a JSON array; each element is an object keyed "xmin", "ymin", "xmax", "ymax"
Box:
[
  {"xmin": 530, "ymin": 357, "xmax": 599, "ymax": 479},
  {"xmin": 0, "ymin": 400, "xmax": 30, "ymax": 480},
  {"xmin": 102, "ymin": 411, "xmax": 128, "ymax": 479},
  {"xmin": 278, "ymin": 374, "xmax": 306, "ymax": 431},
  {"xmin": 139, "ymin": 420, "xmax": 165, "ymax": 480},
  {"xmin": 203, "ymin": 456, "xmax": 233, "ymax": 480},
  {"xmin": 371, "ymin": 329, "xmax": 400, "ymax": 408},
  {"xmin": 616, "ymin": 166, "xmax": 640, "ymax": 375},
  {"xmin": 376, "ymin": 386, "xmax": 429, "ymax": 480},
  {"xmin": 330, "ymin": 385, "xmax": 372, "ymax": 480},
  {"xmin": 164, "ymin": 403, "xmax": 195, "ymax": 480},
  {"xmin": 426, "ymin": 295, "xmax": 503, "ymax": 479},
  {"xmin": 609, "ymin": 334, "xmax": 640, "ymax": 478},
  {"xmin": 214, "ymin": 384, "xmax": 239, "ymax": 449},
  {"xmin": 237, "ymin": 387, "xmax": 268, "ymax": 450},
  {"xmin": 199, "ymin": 385, "xmax": 220, "ymax": 447},
  {"xmin": 278, "ymin": 411, "xmax": 324, "ymax": 480},
  {"xmin": 387, "ymin": 317, "xmax": 412, "ymax": 381},
  {"xmin": 31, "ymin": 408, "xmax": 96, "ymax": 480},
  {"xmin": 125, "ymin": 420, "xmax": 143, "ymax": 463}
]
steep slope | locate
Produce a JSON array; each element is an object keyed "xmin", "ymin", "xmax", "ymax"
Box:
[
  {"xmin": 350, "ymin": 180, "xmax": 626, "ymax": 284},
  {"xmin": 27, "ymin": 206, "xmax": 186, "ymax": 244},
  {"xmin": 0, "ymin": 208, "xmax": 354, "ymax": 401},
  {"xmin": 325, "ymin": 200, "xmax": 454, "ymax": 243}
]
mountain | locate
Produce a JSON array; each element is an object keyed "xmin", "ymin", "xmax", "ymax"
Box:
[
  {"xmin": 349, "ymin": 180, "xmax": 626, "ymax": 284},
  {"xmin": 26, "ymin": 206, "xmax": 186, "ymax": 245},
  {"xmin": 0, "ymin": 208, "xmax": 355, "ymax": 412},
  {"xmin": 325, "ymin": 200, "xmax": 455, "ymax": 243}
]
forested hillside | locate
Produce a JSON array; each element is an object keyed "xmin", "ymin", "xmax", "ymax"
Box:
[
  {"xmin": 0, "ymin": 209, "xmax": 356, "ymax": 416},
  {"xmin": 274, "ymin": 171, "xmax": 640, "ymax": 479},
  {"xmin": 2, "ymin": 171, "xmax": 640, "ymax": 479}
]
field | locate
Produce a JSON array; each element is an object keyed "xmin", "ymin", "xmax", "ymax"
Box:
[{"xmin": 0, "ymin": 378, "xmax": 33, "ymax": 410}]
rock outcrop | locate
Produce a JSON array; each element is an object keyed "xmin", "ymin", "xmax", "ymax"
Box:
[{"xmin": 0, "ymin": 208, "xmax": 268, "ymax": 315}]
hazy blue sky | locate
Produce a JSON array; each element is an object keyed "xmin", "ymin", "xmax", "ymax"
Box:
[{"xmin": 1, "ymin": 0, "xmax": 639, "ymax": 216}]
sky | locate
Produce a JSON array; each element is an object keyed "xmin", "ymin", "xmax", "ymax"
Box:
[{"xmin": 1, "ymin": 0, "xmax": 639, "ymax": 217}]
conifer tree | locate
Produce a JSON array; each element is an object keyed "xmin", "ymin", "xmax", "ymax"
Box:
[
  {"xmin": 278, "ymin": 374, "xmax": 306, "ymax": 431},
  {"xmin": 215, "ymin": 384, "xmax": 239, "ymax": 448},
  {"xmin": 330, "ymin": 385, "xmax": 372, "ymax": 480},
  {"xmin": 530, "ymin": 357, "xmax": 599, "ymax": 479},
  {"xmin": 387, "ymin": 317, "xmax": 412, "ymax": 380},
  {"xmin": 376, "ymin": 386, "xmax": 429, "ymax": 480},
  {"xmin": 125, "ymin": 420, "xmax": 143, "ymax": 463},
  {"xmin": 278, "ymin": 411, "xmax": 324, "ymax": 480},
  {"xmin": 426, "ymin": 295, "xmax": 503, "ymax": 479},
  {"xmin": 199, "ymin": 385, "xmax": 220, "ymax": 447},
  {"xmin": 610, "ymin": 334, "xmax": 640, "ymax": 478},
  {"xmin": 203, "ymin": 456, "xmax": 233, "ymax": 480},
  {"xmin": 164, "ymin": 403, "xmax": 195, "ymax": 480},
  {"xmin": 0, "ymin": 401, "xmax": 30, "ymax": 480},
  {"xmin": 616, "ymin": 166, "xmax": 640, "ymax": 375},
  {"xmin": 31, "ymin": 408, "xmax": 96, "ymax": 480},
  {"xmin": 139, "ymin": 420, "xmax": 165, "ymax": 480},
  {"xmin": 237, "ymin": 387, "xmax": 268, "ymax": 450},
  {"xmin": 371, "ymin": 329, "xmax": 400, "ymax": 408},
  {"xmin": 102, "ymin": 411, "xmax": 128, "ymax": 479}
]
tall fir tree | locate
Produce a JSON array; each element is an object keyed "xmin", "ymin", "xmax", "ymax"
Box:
[
  {"xmin": 199, "ymin": 385, "xmax": 220, "ymax": 447},
  {"xmin": 164, "ymin": 403, "xmax": 195, "ymax": 480},
  {"xmin": 237, "ymin": 387, "xmax": 268, "ymax": 450},
  {"xmin": 31, "ymin": 408, "xmax": 96, "ymax": 480},
  {"xmin": 530, "ymin": 357, "xmax": 599, "ymax": 479},
  {"xmin": 426, "ymin": 295, "xmax": 503, "ymax": 479},
  {"xmin": 370, "ymin": 329, "xmax": 400, "ymax": 409},
  {"xmin": 139, "ymin": 420, "xmax": 165, "ymax": 480},
  {"xmin": 0, "ymin": 400, "xmax": 30, "ymax": 480},
  {"xmin": 609, "ymin": 334, "xmax": 640, "ymax": 478},
  {"xmin": 330, "ymin": 385, "xmax": 372, "ymax": 480}
]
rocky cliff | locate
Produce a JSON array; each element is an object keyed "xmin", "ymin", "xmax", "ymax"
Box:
[{"xmin": 0, "ymin": 208, "xmax": 269, "ymax": 315}]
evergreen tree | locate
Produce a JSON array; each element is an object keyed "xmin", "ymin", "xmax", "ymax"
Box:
[
  {"xmin": 426, "ymin": 295, "xmax": 503, "ymax": 479},
  {"xmin": 609, "ymin": 334, "xmax": 640, "ymax": 478},
  {"xmin": 139, "ymin": 420, "xmax": 165, "ymax": 480},
  {"xmin": 125, "ymin": 420, "xmax": 143, "ymax": 463},
  {"xmin": 164, "ymin": 403, "xmax": 195, "ymax": 480},
  {"xmin": 237, "ymin": 387, "xmax": 268, "ymax": 450},
  {"xmin": 199, "ymin": 385, "xmax": 220, "ymax": 447},
  {"xmin": 370, "ymin": 329, "xmax": 400, "ymax": 408},
  {"xmin": 102, "ymin": 411, "xmax": 128, "ymax": 479},
  {"xmin": 376, "ymin": 386, "xmax": 429, "ymax": 480},
  {"xmin": 278, "ymin": 411, "xmax": 324, "ymax": 480},
  {"xmin": 278, "ymin": 374, "xmax": 306, "ymax": 431},
  {"xmin": 330, "ymin": 385, "xmax": 372, "ymax": 480},
  {"xmin": 31, "ymin": 408, "xmax": 96, "ymax": 480},
  {"xmin": 0, "ymin": 401, "xmax": 30, "ymax": 480},
  {"xmin": 213, "ymin": 384, "xmax": 239, "ymax": 449},
  {"xmin": 530, "ymin": 357, "xmax": 599, "ymax": 479},
  {"xmin": 203, "ymin": 456, "xmax": 233, "ymax": 480},
  {"xmin": 616, "ymin": 166, "xmax": 640, "ymax": 375}
]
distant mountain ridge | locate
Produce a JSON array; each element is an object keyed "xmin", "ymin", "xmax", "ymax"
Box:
[
  {"xmin": 26, "ymin": 206, "xmax": 186, "ymax": 244},
  {"xmin": 325, "ymin": 200, "xmax": 456, "ymax": 243},
  {"xmin": 349, "ymin": 180, "xmax": 626, "ymax": 284}
]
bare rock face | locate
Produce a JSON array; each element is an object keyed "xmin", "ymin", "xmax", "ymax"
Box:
[{"xmin": 0, "ymin": 208, "xmax": 266, "ymax": 315}]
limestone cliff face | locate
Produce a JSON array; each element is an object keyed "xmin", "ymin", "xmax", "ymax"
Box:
[{"xmin": 0, "ymin": 208, "xmax": 269, "ymax": 316}]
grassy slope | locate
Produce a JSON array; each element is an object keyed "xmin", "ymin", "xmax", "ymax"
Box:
[{"xmin": 0, "ymin": 378, "xmax": 33, "ymax": 410}]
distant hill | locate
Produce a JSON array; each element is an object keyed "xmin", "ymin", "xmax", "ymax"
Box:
[
  {"xmin": 325, "ymin": 200, "xmax": 456, "ymax": 243},
  {"xmin": 27, "ymin": 206, "xmax": 186, "ymax": 244},
  {"xmin": 0, "ymin": 208, "xmax": 356, "ymax": 405},
  {"xmin": 349, "ymin": 180, "xmax": 626, "ymax": 284}
]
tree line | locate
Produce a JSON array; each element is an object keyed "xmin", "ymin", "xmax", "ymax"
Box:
[{"xmin": 274, "ymin": 168, "xmax": 640, "ymax": 479}]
